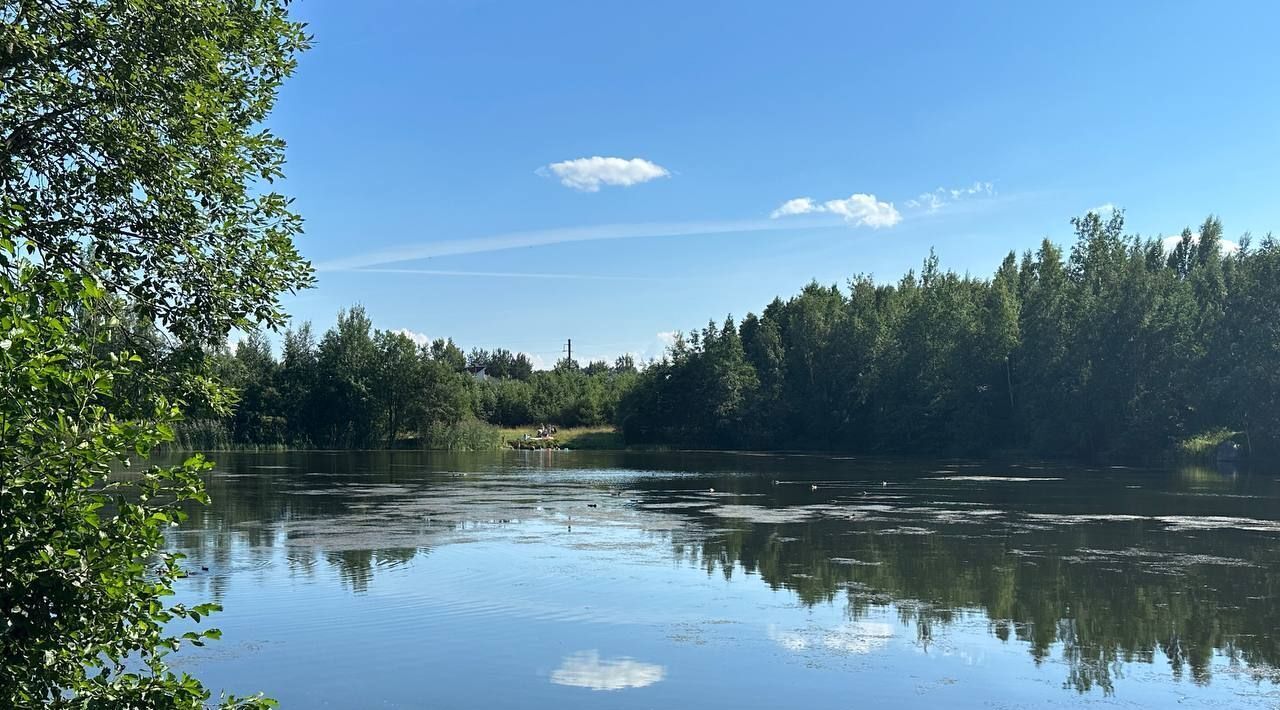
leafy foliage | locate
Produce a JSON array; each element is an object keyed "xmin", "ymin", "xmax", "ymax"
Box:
[
  {"xmin": 1, "ymin": 0, "xmax": 313, "ymax": 344},
  {"xmin": 2, "ymin": 0, "xmax": 310, "ymax": 705},
  {"xmin": 0, "ymin": 257, "xmax": 272, "ymax": 707},
  {"xmin": 620, "ymin": 212, "xmax": 1280, "ymax": 461}
]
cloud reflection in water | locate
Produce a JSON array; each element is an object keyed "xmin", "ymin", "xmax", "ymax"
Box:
[
  {"xmin": 550, "ymin": 650, "xmax": 666, "ymax": 691},
  {"xmin": 768, "ymin": 621, "xmax": 896, "ymax": 655}
]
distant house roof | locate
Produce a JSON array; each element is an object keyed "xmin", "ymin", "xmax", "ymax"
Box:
[{"xmin": 465, "ymin": 365, "xmax": 490, "ymax": 380}]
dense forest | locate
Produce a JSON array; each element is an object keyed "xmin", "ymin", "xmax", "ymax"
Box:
[
  {"xmin": 196, "ymin": 210, "xmax": 1277, "ymax": 461},
  {"xmin": 179, "ymin": 306, "xmax": 639, "ymax": 449},
  {"xmin": 619, "ymin": 212, "xmax": 1280, "ymax": 461}
]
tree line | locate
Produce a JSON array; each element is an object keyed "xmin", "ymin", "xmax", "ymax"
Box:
[
  {"xmin": 185, "ymin": 306, "xmax": 640, "ymax": 449},
  {"xmin": 203, "ymin": 209, "xmax": 1279, "ymax": 461},
  {"xmin": 617, "ymin": 212, "xmax": 1279, "ymax": 461}
]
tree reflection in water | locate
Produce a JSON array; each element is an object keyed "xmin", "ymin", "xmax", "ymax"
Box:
[{"xmin": 164, "ymin": 450, "xmax": 1280, "ymax": 695}]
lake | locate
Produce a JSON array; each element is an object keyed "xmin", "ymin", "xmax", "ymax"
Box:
[{"xmin": 162, "ymin": 450, "xmax": 1280, "ymax": 708}]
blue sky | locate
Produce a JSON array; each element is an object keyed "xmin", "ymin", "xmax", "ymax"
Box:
[{"xmin": 268, "ymin": 0, "xmax": 1280, "ymax": 366}]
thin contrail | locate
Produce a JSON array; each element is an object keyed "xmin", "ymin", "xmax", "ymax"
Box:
[
  {"xmin": 313, "ymin": 216, "xmax": 837, "ymax": 271},
  {"xmin": 347, "ymin": 268, "xmax": 675, "ymax": 281}
]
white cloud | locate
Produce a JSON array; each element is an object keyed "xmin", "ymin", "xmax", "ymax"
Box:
[
  {"xmin": 526, "ymin": 352, "xmax": 550, "ymax": 371},
  {"xmin": 953, "ymin": 181, "xmax": 994, "ymax": 199},
  {"xmin": 770, "ymin": 197, "xmax": 819, "ymax": 218},
  {"xmin": 1086, "ymin": 202, "xmax": 1117, "ymax": 216},
  {"xmin": 904, "ymin": 181, "xmax": 995, "ymax": 213},
  {"xmin": 538, "ymin": 156, "xmax": 670, "ymax": 192},
  {"xmin": 389, "ymin": 328, "xmax": 430, "ymax": 347},
  {"xmin": 656, "ymin": 330, "xmax": 678, "ymax": 347},
  {"xmin": 822, "ymin": 194, "xmax": 902, "ymax": 228},
  {"xmin": 1160, "ymin": 232, "xmax": 1240, "ymax": 256},
  {"xmin": 770, "ymin": 193, "xmax": 902, "ymax": 228},
  {"xmin": 904, "ymin": 192, "xmax": 945, "ymax": 212},
  {"xmin": 550, "ymin": 651, "xmax": 666, "ymax": 691}
]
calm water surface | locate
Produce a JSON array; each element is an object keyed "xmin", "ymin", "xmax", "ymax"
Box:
[{"xmin": 162, "ymin": 451, "xmax": 1280, "ymax": 708}]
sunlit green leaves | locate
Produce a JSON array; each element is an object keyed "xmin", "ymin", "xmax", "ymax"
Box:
[
  {"xmin": 2, "ymin": 0, "xmax": 313, "ymax": 345},
  {"xmin": 2, "ymin": 0, "xmax": 310, "ymax": 706}
]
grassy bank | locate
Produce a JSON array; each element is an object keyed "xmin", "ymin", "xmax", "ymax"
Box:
[{"xmin": 499, "ymin": 425, "xmax": 623, "ymax": 450}]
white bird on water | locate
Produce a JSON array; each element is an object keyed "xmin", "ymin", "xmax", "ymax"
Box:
[{"xmin": 810, "ymin": 484, "xmax": 818, "ymax": 491}]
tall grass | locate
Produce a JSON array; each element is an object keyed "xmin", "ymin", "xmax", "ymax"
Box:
[
  {"xmin": 165, "ymin": 418, "xmax": 506, "ymax": 452},
  {"xmin": 167, "ymin": 418, "xmax": 234, "ymax": 450},
  {"xmin": 162, "ymin": 419, "xmax": 299, "ymax": 452},
  {"xmin": 424, "ymin": 418, "xmax": 504, "ymax": 451}
]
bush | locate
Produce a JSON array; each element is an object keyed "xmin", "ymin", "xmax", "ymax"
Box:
[
  {"xmin": 0, "ymin": 259, "xmax": 273, "ymax": 707},
  {"xmin": 1176, "ymin": 428, "xmax": 1240, "ymax": 460}
]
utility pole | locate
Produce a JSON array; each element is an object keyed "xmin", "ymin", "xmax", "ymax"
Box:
[{"xmin": 564, "ymin": 338, "xmax": 572, "ymax": 363}]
